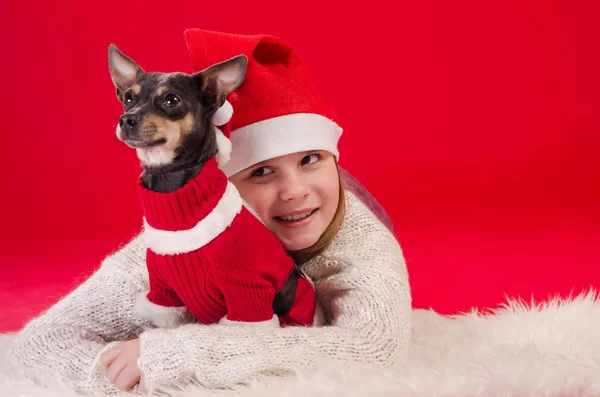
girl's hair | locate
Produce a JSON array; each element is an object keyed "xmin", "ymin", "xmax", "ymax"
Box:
[{"xmin": 288, "ymin": 159, "xmax": 346, "ymax": 265}]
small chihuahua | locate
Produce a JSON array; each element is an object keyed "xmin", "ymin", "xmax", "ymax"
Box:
[
  {"xmin": 108, "ymin": 44, "xmax": 322, "ymax": 328},
  {"xmin": 109, "ymin": 45, "xmax": 236, "ymax": 192}
]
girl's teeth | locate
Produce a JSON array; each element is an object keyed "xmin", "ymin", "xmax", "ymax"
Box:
[{"xmin": 280, "ymin": 210, "xmax": 313, "ymax": 221}]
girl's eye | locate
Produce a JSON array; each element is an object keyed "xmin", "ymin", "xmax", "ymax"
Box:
[
  {"xmin": 301, "ymin": 153, "xmax": 321, "ymax": 166},
  {"xmin": 250, "ymin": 166, "xmax": 273, "ymax": 178}
]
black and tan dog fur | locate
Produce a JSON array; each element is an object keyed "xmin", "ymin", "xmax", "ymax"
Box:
[{"xmin": 108, "ymin": 44, "xmax": 246, "ymax": 193}]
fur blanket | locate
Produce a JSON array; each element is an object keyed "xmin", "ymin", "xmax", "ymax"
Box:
[{"xmin": 2, "ymin": 291, "xmax": 600, "ymax": 397}]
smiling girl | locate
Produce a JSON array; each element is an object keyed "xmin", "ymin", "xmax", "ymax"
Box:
[{"xmin": 5, "ymin": 29, "xmax": 411, "ymax": 394}]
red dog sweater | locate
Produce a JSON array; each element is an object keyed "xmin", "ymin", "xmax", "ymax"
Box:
[{"xmin": 132, "ymin": 158, "xmax": 316, "ymax": 328}]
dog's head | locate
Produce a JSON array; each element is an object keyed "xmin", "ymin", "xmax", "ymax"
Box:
[{"xmin": 108, "ymin": 44, "xmax": 246, "ymax": 171}]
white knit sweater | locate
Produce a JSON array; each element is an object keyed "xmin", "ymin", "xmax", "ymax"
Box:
[{"xmin": 3, "ymin": 191, "xmax": 411, "ymax": 395}]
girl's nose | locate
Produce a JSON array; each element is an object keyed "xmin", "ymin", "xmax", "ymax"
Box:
[{"xmin": 278, "ymin": 172, "xmax": 311, "ymax": 202}]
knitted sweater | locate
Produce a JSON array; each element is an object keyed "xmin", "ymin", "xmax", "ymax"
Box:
[
  {"xmin": 135, "ymin": 158, "xmax": 316, "ymax": 328},
  {"xmin": 3, "ymin": 190, "xmax": 411, "ymax": 395}
]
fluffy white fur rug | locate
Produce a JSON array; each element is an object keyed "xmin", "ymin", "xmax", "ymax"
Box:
[{"xmin": 2, "ymin": 290, "xmax": 600, "ymax": 397}]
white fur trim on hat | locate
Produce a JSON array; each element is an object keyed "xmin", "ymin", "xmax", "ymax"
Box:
[
  {"xmin": 213, "ymin": 100, "xmax": 233, "ymax": 168},
  {"xmin": 220, "ymin": 113, "xmax": 343, "ymax": 178},
  {"xmin": 143, "ymin": 181, "xmax": 242, "ymax": 255},
  {"xmin": 212, "ymin": 100, "xmax": 233, "ymax": 126},
  {"xmin": 215, "ymin": 126, "xmax": 232, "ymax": 167}
]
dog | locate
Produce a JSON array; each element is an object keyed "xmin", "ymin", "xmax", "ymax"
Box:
[{"xmin": 107, "ymin": 44, "xmax": 322, "ymax": 328}]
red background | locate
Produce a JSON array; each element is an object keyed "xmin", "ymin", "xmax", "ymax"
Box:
[{"xmin": 1, "ymin": 0, "xmax": 599, "ymax": 332}]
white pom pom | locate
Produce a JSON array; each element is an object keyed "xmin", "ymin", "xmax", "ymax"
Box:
[
  {"xmin": 215, "ymin": 126, "xmax": 232, "ymax": 168},
  {"xmin": 212, "ymin": 100, "xmax": 233, "ymax": 126}
]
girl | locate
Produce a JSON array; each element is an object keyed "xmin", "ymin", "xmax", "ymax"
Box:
[{"xmin": 4, "ymin": 29, "xmax": 411, "ymax": 394}]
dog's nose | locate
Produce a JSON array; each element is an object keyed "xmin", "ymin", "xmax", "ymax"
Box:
[{"xmin": 119, "ymin": 114, "xmax": 139, "ymax": 135}]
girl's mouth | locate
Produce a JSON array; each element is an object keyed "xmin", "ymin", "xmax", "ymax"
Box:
[{"xmin": 274, "ymin": 209, "xmax": 318, "ymax": 227}]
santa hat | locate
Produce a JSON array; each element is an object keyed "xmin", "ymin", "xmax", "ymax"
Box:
[{"xmin": 184, "ymin": 29, "xmax": 343, "ymax": 177}]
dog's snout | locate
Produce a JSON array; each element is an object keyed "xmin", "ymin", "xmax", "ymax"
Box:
[{"xmin": 119, "ymin": 114, "xmax": 139, "ymax": 135}]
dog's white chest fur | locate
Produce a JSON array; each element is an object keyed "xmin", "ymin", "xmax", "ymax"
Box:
[{"xmin": 136, "ymin": 147, "xmax": 176, "ymax": 167}]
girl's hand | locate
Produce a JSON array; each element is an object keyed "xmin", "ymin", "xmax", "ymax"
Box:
[{"xmin": 100, "ymin": 338, "xmax": 148, "ymax": 394}]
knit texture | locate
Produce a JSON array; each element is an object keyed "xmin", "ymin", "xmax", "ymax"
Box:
[
  {"xmin": 136, "ymin": 158, "xmax": 315, "ymax": 326},
  {"xmin": 3, "ymin": 191, "xmax": 411, "ymax": 395},
  {"xmin": 139, "ymin": 158, "xmax": 228, "ymax": 231}
]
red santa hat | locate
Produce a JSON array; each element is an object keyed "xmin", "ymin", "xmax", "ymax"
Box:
[{"xmin": 183, "ymin": 28, "xmax": 343, "ymax": 177}]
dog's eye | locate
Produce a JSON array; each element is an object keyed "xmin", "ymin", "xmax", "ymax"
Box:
[
  {"xmin": 163, "ymin": 94, "xmax": 181, "ymax": 108},
  {"xmin": 123, "ymin": 92, "xmax": 134, "ymax": 106}
]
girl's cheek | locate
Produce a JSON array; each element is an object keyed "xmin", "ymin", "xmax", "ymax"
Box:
[{"xmin": 242, "ymin": 189, "xmax": 269, "ymax": 217}]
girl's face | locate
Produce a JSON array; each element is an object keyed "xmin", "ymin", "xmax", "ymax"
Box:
[{"xmin": 229, "ymin": 151, "xmax": 340, "ymax": 251}]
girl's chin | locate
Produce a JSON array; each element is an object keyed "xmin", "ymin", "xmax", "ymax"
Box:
[{"xmin": 277, "ymin": 232, "xmax": 321, "ymax": 252}]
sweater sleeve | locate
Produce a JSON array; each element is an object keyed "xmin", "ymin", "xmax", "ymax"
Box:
[
  {"xmin": 146, "ymin": 272, "xmax": 184, "ymax": 307},
  {"xmin": 137, "ymin": 192, "xmax": 412, "ymax": 391},
  {"xmin": 133, "ymin": 266, "xmax": 189, "ymax": 329},
  {"xmin": 211, "ymin": 268, "xmax": 278, "ymax": 325},
  {"xmin": 3, "ymin": 232, "xmax": 151, "ymax": 395}
]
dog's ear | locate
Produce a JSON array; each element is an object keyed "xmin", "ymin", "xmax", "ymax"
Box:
[
  {"xmin": 195, "ymin": 55, "xmax": 247, "ymax": 109},
  {"xmin": 108, "ymin": 44, "xmax": 144, "ymax": 94}
]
